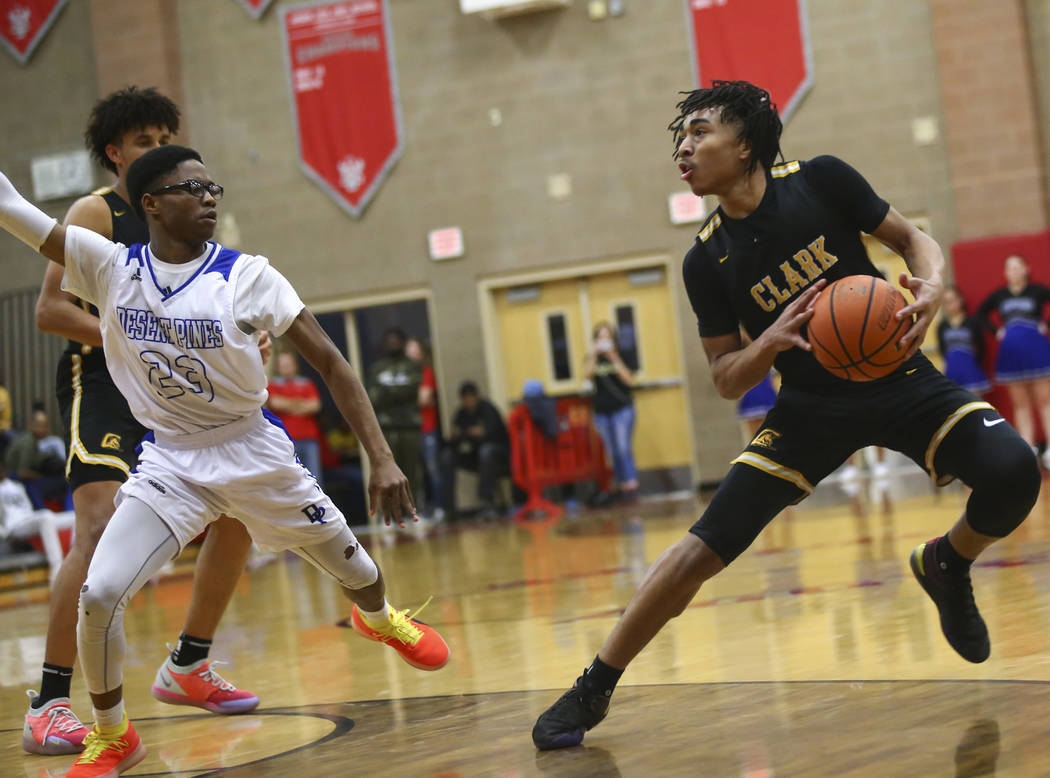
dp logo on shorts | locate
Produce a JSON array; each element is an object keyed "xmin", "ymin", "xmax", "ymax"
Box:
[
  {"xmin": 301, "ymin": 504, "xmax": 327, "ymax": 524},
  {"xmin": 101, "ymin": 433, "xmax": 122, "ymax": 451}
]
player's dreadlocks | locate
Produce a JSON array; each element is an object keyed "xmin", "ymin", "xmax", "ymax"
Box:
[
  {"xmin": 85, "ymin": 86, "xmax": 181, "ymax": 174},
  {"xmin": 668, "ymin": 80, "xmax": 783, "ymax": 174}
]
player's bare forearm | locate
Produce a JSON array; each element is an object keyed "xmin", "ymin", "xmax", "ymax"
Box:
[
  {"xmin": 36, "ymin": 261, "xmax": 103, "ymax": 345},
  {"xmin": 707, "ymin": 337, "xmax": 778, "ymax": 400},
  {"xmin": 284, "ymin": 310, "xmax": 394, "ymax": 464},
  {"xmin": 704, "ymin": 280, "xmax": 824, "ymax": 400}
]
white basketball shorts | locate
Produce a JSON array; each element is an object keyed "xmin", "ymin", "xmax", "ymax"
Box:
[{"xmin": 117, "ymin": 410, "xmax": 348, "ymax": 552}]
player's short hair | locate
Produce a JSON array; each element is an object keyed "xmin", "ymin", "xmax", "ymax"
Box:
[
  {"xmin": 459, "ymin": 381, "xmax": 479, "ymax": 398},
  {"xmin": 84, "ymin": 86, "xmax": 181, "ymax": 174},
  {"xmin": 126, "ymin": 145, "xmax": 203, "ymax": 221},
  {"xmin": 668, "ymin": 80, "xmax": 783, "ymax": 174}
]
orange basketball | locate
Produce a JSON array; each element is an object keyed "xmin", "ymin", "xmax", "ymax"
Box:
[{"xmin": 807, "ymin": 275, "xmax": 911, "ymax": 381}]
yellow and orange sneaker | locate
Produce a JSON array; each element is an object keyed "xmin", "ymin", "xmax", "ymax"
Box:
[
  {"xmin": 350, "ymin": 600, "xmax": 450, "ymax": 670},
  {"xmin": 68, "ymin": 716, "xmax": 145, "ymax": 778}
]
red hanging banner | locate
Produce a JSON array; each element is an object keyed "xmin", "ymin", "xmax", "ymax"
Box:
[
  {"xmin": 0, "ymin": 0, "xmax": 68, "ymax": 65},
  {"xmin": 281, "ymin": 0, "xmax": 402, "ymax": 218},
  {"xmin": 234, "ymin": 0, "xmax": 275, "ymax": 19},
  {"xmin": 685, "ymin": 0, "xmax": 813, "ymax": 120}
]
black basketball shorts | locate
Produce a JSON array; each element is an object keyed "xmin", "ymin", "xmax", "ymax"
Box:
[
  {"xmin": 691, "ymin": 354, "xmax": 999, "ymax": 563},
  {"xmin": 57, "ymin": 352, "xmax": 148, "ymax": 490}
]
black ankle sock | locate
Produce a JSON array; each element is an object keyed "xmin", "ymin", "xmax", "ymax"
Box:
[
  {"xmin": 171, "ymin": 633, "xmax": 212, "ymax": 667},
  {"xmin": 935, "ymin": 535, "xmax": 974, "ymax": 575},
  {"xmin": 582, "ymin": 655, "xmax": 623, "ymax": 696},
  {"xmin": 36, "ymin": 664, "xmax": 74, "ymax": 707}
]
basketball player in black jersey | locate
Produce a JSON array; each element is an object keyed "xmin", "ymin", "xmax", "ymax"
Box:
[
  {"xmin": 533, "ymin": 81, "xmax": 1040, "ymax": 750},
  {"xmin": 25, "ymin": 87, "xmax": 258, "ymax": 755}
]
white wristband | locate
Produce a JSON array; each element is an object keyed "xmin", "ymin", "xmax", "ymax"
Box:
[{"xmin": 0, "ymin": 171, "xmax": 57, "ymax": 250}]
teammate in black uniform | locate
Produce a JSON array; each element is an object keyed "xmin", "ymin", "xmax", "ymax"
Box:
[
  {"xmin": 25, "ymin": 87, "xmax": 258, "ymax": 756},
  {"xmin": 532, "ymin": 81, "xmax": 1040, "ymax": 750},
  {"xmin": 976, "ymin": 255, "xmax": 1050, "ymax": 459}
]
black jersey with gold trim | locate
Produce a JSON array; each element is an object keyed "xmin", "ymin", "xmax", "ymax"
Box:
[
  {"xmin": 682, "ymin": 155, "xmax": 903, "ymax": 390},
  {"xmin": 63, "ymin": 188, "xmax": 148, "ymax": 362}
]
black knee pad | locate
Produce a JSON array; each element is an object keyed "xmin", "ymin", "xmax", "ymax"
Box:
[{"xmin": 938, "ymin": 415, "xmax": 1041, "ymax": 537}]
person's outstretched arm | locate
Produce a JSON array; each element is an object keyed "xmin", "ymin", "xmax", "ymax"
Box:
[
  {"xmin": 0, "ymin": 171, "xmax": 66, "ymax": 264},
  {"xmin": 283, "ymin": 309, "xmax": 415, "ymax": 526}
]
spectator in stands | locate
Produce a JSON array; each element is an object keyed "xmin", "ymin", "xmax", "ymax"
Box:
[
  {"xmin": 367, "ymin": 328, "xmax": 424, "ymax": 511},
  {"xmin": 440, "ymin": 381, "xmax": 510, "ymax": 519},
  {"xmin": 267, "ymin": 351, "xmax": 325, "ymax": 485},
  {"xmin": 406, "ymin": 337, "xmax": 442, "ymax": 518},
  {"xmin": 0, "ymin": 461, "xmax": 74, "ymax": 586},
  {"xmin": 5, "ymin": 409, "xmax": 66, "ymax": 504},
  {"xmin": 0, "ymin": 374, "xmax": 11, "ymax": 446},
  {"xmin": 583, "ymin": 323, "xmax": 639, "ymax": 503}
]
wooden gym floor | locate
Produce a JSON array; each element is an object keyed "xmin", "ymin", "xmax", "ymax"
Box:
[{"xmin": 2, "ymin": 466, "xmax": 1049, "ymax": 776}]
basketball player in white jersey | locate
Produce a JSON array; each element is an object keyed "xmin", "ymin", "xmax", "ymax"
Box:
[{"xmin": 0, "ymin": 145, "xmax": 449, "ymax": 778}]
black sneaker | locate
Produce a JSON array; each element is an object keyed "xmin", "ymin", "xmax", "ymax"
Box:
[
  {"xmin": 909, "ymin": 540, "xmax": 990, "ymax": 663},
  {"xmin": 532, "ymin": 674, "xmax": 610, "ymax": 750}
]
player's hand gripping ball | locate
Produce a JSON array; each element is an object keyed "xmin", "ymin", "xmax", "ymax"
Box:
[{"xmin": 807, "ymin": 275, "xmax": 913, "ymax": 381}]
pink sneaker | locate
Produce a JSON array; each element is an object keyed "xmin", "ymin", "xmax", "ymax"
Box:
[
  {"xmin": 22, "ymin": 692, "xmax": 89, "ymax": 755},
  {"xmin": 151, "ymin": 656, "xmax": 259, "ymax": 714}
]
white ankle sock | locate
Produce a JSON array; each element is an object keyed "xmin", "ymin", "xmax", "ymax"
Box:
[
  {"xmin": 360, "ymin": 601, "xmax": 389, "ymax": 625},
  {"xmin": 94, "ymin": 700, "xmax": 125, "ymax": 730}
]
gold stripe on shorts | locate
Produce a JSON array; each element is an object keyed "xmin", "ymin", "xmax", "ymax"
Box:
[
  {"xmin": 66, "ymin": 354, "xmax": 131, "ymax": 478},
  {"xmin": 731, "ymin": 451, "xmax": 815, "ymax": 494},
  {"xmin": 925, "ymin": 401, "xmax": 995, "ymax": 483}
]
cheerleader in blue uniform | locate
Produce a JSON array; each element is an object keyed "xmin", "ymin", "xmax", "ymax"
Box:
[
  {"xmin": 937, "ymin": 286, "xmax": 991, "ymax": 396},
  {"xmin": 977, "ymin": 254, "xmax": 1050, "ymax": 453},
  {"xmin": 737, "ymin": 371, "xmax": 777, "ymax": 444}
]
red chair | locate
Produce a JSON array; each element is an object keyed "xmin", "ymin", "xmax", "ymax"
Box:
[{"xmin": 508, "ymin": 397, "xmax": 612, "ymax": 522}]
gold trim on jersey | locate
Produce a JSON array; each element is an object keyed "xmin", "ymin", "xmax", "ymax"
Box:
[
  {"xmin": 731, "ymin": 451, "xmax": 814, "ymax": 494},
  {"xmin": 90, "ymin": 185, "xmax": 113, "ymax": 196},
  {"xmin": 925, "ymin": 401, "xmax": 994, "ymax": 484},
  {"xmin": 65, "ymin": 354, "xmax": 131, "ymax": 478},
  {"xmin": 771, "ymin": 160, "xmax": 801, "ymax": 178},
  {"xmin": 698, "ymin": 213, "xmax": 722, "ymax": 243}
]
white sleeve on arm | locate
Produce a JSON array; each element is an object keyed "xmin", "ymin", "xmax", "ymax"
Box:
[
  {"xmin": 60, "ymin": 226, "xmax": 122, "ymax": 307},
  {"xmin": 0, "ymin": 171, "xmax": 57, "ymax": 250},
  {"xmin": 233, "ymin": 255, "xmax": 306, "ymax": 337}
]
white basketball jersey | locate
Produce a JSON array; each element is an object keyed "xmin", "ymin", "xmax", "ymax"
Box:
[{"xmin": 62, "ymin": 227, "xmax": 304, "ymax": 437}]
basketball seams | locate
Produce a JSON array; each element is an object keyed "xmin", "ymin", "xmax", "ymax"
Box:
[
  {"xmin": 808, "ymin": 275, "xmax": 908, "ymax": 381},
  {"xmin": 827, "ymin": 283, "xmax": 859, "ymax": 367},
  {"xmin": 857, "ymin": 277, "xmax": 877, "ymax": 359},
  {"xmin": 863, "ymin": 288, "xmax": 910, "ymax": 366}
]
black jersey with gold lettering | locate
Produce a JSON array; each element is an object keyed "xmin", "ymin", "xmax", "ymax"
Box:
[{"xmin": 682, "ymin": 155, "xmax": 910, "ymax": 391}]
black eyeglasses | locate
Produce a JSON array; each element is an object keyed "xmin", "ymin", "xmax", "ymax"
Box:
[{"xmin": 148, "ymin": 179, "xmax": 224, "ymax": 201}]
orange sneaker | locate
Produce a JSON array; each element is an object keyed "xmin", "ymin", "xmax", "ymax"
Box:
[
  {"xmin": 22, "ymin": 692, "xmax": 88, "ymax": 755},
  {"xmin": 350, "ymin": 600, "xmax": 450, "ymax": 670},
  {"xmin": 68, "ymin": 717, "xmax": 145, "ymax": 777},
  {"xmin": 151, "ymin": 656, "xmax": 259, "ymax": 714}
]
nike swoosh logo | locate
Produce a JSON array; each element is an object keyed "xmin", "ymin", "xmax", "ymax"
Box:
[
  {"xmin": 160, "ymin": 672, "xmax": 172, "ymax": 687},
  {"xmin": 983, "ymin": 418, "xmax": 1005, "ymax": 427},
  {"xmin": 114, "ymin": 210, "xmax": 126, "ymax": 216},
  {"xmin": 718, "ymin": 254, "xmax": 729, "ymax": 263},
  {"xmin": 905, "ymin": 369, "xmax": 918, "ymax": 375}
]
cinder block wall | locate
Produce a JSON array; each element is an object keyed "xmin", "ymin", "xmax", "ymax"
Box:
[{"xmin": 2, "ymin": 0, "xmax": 1047, "ymax": 480}]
